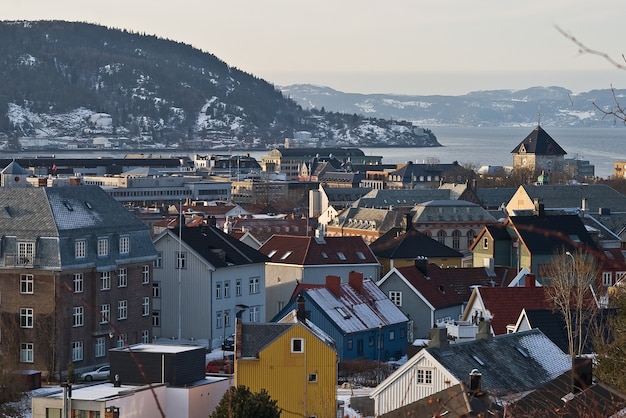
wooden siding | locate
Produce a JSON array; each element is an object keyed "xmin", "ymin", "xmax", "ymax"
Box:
[{"xmin": 237, "ymin": 324, "xmax": 337, "ymax": 418}]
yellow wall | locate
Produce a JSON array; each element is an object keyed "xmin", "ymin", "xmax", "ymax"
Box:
[{"xmin": 237, "ymin": 324, "xmax": 338, "ymax": 418}]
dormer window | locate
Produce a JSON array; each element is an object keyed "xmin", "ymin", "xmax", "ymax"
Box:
[
  {"xmin": 119, "ymin": 236, "xmax": 130, "ymax": 254},
  {"xmin": 18, "ymin": 242, "xmax": 34, "ymax": 265},
  {"xmin": 75, "ymin": 240, "xmax": 86, "ymax": 259},
  {"xmin": 97, "ymin": 238, "xmax": 109, "ymax": 257}
]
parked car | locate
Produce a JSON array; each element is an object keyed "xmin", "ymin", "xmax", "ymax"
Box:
[
  {"xmin": 222, "ymin": 334, "xmax": 235, "ymax": 351},
  {"xmin": 80, "ymin": 364, "xmax": 111, "ymax": 381},
  {"xmin": 206, "ymin": 356, "xmax": 234, "ymax": 374}
]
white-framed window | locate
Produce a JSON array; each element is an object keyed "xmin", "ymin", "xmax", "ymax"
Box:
[
  {"xmin": 224, "ymin": 281, "xmax": 230, "ymax": 298},
  {"xmin": 153, "ymin": 282, "xmax": 160, "ymax": 298},
  {"xmin": 308, "ymin": 373, "xmax": 318, "ymax": 383},
  {"xmin": 142, "ymin": 297, "xmax": 150, "ymax": 316},
  {"xmin": 101, "ymin": 271, "xmax": 111, "ymax": 290},
  {"xmin": 118, "ymin": 268, "xmax": 127, "ymax": 287},
  {"xmin": 389, "ymin": 291, "xmax": 402, "ymax": 306},
  {"xmin": 20, "ymin": 343, "xmax": 34, "ymax": 363},
  {"xmin": 249, "ymin": 306, "xmax": 260, "ymax": 322},
  {"xmin": 142, "ymin": 265, "xmax": 150, "ymax": 284},
  {"xmin": 117, "ymin": 334, "xmax": 126, "ymax": 348},
  {"xmin": 291, "ymin": 338, "xmax": 304, "ymax": 353},
  {"xmin": 437, "ymin": 230, "xmax": 447, "ymax": 244},
  {"xmin": 216, "ymin": 311, "xmax": 223, "ymax": 328},
  {"xmin": 482, "ymin": 237, "xmax": 489, "ymax": 250},
  {"xmin": 153, "ymin": 311, "xmax": 160, "ymax": 327},
  {"xmin": 95, "ymin": 337, "xmax": 106, "ymax": 358},
  {"xmin": 119, "ymin": 236, "xmax": 130, "ymax": 254},
  {"xmin": 417, "ymin": 368, "xmax": 433, "ymax": 384},
  {"xmin": 176, "ymin": 252, "xmax": 187, "ymax": 269},
  {"xmin": 141, "ymin": 330, "xmax": 150, "ymax": 344},
  {"xmin": 18, "ymin": 241, "xmax": 34, "ymax": 265},
  {"xmin": 20, "ymin": 274, "xmax": 34, "ymax": 294},
  {"xmin": 154, "ymin": 252, "xmax": 163, "ymax": 268},
  {"xmin": 100, "ymin": 303, "xmax": 110, "ymax": 324},
  {"xmin": 224, "ymin": 310, "xmax": 231, "ymax": 327},
  {"xmin": 118, "ymin": 300, "xmax": 128, "ymax": 320},
  {"xmin": 236, "ymin": 279, "xmax": 242, "ymax": 296},
  {"xmin": 249, "ymin": 277, "xmax": 260, "ymax": 294},
  {"xmin": 97, "ymin": 238, "xmax": 109, "ymax": 257},
  {"xmin": 603, "ymin": 272, "xmax": 613, "ymax": 286},
  {"xmin": 216, "ymin": 282, "xmax": 222, "ymax": 299},
  {"xmin": 73, "ymin": 273, "xmax": 83, "ymax": 293},
  {"xmin": 73, "ymin": 306, "xmax": 84, "ymax": 327},
  {"xmin": 617, "ymin": 271, "xmax": 626, "ymax": 285},
  {"xmin": 20, "ymin": 308, "xmax": 33, "ymax": 328},
  {"xmin": 389, "ymin": 330, "xmax": 395, "ymax": 341},
  {"xmin": 75, "ymin": 240, "xmax": 86, "ymax": 259},
  {"xmin": 72, "ymin": 341, "xmax": 83, "ymax": 361}
]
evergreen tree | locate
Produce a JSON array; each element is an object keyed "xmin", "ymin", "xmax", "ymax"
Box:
[{"xmin": 209, "ymin": 385, "xmax": 281, "ymax": 418}]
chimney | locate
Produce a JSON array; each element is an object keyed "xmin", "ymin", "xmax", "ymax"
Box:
[
  {"xmin": 326, "ymin": 275, "xmax": 341, "ymax": 297},
  {"xmin": 405, "ymin": 213, "xmax": 413, "ymax": 232},
  {"xmin": 476, "ymin": 318, "xmax": 493, "ymax": 341},
  {"xmin": 469, "ymin": 369, "xmax": 482, "ymax": 394},
  {"xmin": 581, "ymin": 198, "xmax": 588, "ymax": 213},
  {"xmin": 296, "ymin": 294, "xmax": 306, "ymax": 321},
  {"xmin": 572, "ymin": 357, "xmax": 593, "ymax": 393},
  {"xmin": 348, "ymin": 271, "xmax": 364, "ymax": 293},
  {"xmin": 533, "ymin": 198, "xmax": 544, "ymax": 217},
  {"xmin": 525, "ymin": 273, "xmax": 536, "ymax": 287},
  {"xmin": 415, "ymin": 256, "xmax": 429, "ymax": 276},
  {"xmin": 428, "ymin": 326, "xmax": 449, "ymax": 350}
]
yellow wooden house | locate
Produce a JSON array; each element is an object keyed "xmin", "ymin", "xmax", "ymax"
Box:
[{"xmin": 234, "ymin": 300, "xmax": 338, "ymax": 418}]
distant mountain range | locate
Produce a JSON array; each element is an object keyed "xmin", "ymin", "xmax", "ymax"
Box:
[
  {"xmin": 0, "ymin": 20, "xmax": 438, "ymax": 150},
  {"xmin": 279, "ymin": 84, "xmax": 626, "ymax": 128}
]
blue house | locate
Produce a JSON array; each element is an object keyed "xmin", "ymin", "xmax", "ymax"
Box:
[{"xmin": 273, "ymin": 271, "xmax": 409, "ymax": 361}]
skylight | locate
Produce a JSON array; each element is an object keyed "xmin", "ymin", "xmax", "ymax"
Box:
[
  {"xmin": 356, "ymin": 251, "xmax": 366, "ymax": 260},
  {"xmin": 267, "ymin": 250, "xmax": 277, "ymax": 257},
  {"xmin": 337, "ymin": 252, "xmax": 347, "ymax": 260},
  {"xmin": 280, "ymin": 251, "xmax": 293, "ymax": 260},
  {"xmin": 321, "ymin": 252, "xmax": 328, "ymax": 259},
  {"xmin": 471, "ymin": 355, "xmax": 485, "ymax": 366}
]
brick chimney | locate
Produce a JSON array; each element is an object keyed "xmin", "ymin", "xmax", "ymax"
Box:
[
  {"xmin": 525, "ymin": 273, "xmax": 536, "ymax": 287},
  {"xmin": 326, "ymin": 275, "xmax": 341, "ymax": 297},
  {"xmin": 348, "ymin": 271, "xmax": 364, "ymax": 293},
  {"xmin": 296, "ymin": 294, "xmax": 306, "ymax": 322},
  {"xmin": 415, "ymin": 256, "xmax": 429, "ymax": 276}
]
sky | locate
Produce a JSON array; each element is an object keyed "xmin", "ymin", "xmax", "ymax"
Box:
[{"xmin": 4, "ymin": 0, "xmax": 626, "ymax": 96}]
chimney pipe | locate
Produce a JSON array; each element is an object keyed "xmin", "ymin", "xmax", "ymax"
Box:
[
  {"xmin": 415, "ymin": 256, "xmax": 429, "ymax": 276},
  {"xmin": 296, "ymin": 294, "xmax": 306, "ymax": 321},
  {"xmin": 469, "ymin": 369, "xmax": 482, "ymax": 394},
  {"xmin": 405, "ymin": 213, "xmax": 413, "ymax": 232},
  {"xmin": 348, "ymin": 271, "xmax": 364, "ymax": 293}
]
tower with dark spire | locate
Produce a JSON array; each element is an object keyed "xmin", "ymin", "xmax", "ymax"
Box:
[{"xmin": 511, "ymin": 124, "xmax": 566, "ymax": 174}]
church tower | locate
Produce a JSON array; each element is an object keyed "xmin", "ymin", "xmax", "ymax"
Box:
[{"xmin": 511, "ymin": 125, "xmax": 566, "ymax": 174}]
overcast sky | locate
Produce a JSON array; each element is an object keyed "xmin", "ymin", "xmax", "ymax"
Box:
[{"xmin": 4, "ymin": 0, "xmax": 625, "ymax": 95}]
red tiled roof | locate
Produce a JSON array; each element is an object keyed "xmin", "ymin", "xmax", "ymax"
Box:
[
  {"xmin": 395, "ymin": 264, "xmax": 463, "ymax": 309},
  {"xmin": 259, "ymin": 235, "xmax": 379, "ymax": 265}
]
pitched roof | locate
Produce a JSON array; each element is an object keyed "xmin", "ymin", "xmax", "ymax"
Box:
[
  {"xmin": 511, "ymin": 125, "xmax": 567, "ymax": 155},
  {"xmin": 426, "ymin": 329, "xmax": 571, "ymax": 397},
  {"xmin": 1, "ymin": 161, "xmax": 30, "ymax": 175},
  {"xmin": 471, "ymin": 287, "xmax": 554, "ymax": 334},
  {"xmin": 175, "ymin": 225, "xmax": 268, "ymax": 267},
  {"xmin": 518, "ymin": 184, "xmax": 626, "ymax": 213},
  {"xmin": 390, "ymin": 264, "xmax": 464, "ymax": 309},
  {"xmin": 432, "ymin": 264, "xmax": 518, "ymax": 301},
  {"xmin": 259, "ymin": 235, "xmax": 378, "ymax": 265},
  {"xmin": 351, "ymin": 188, "xmax": 453, "ymax": 209},
  {"xmin": 370, "ymin": 228, "xmax": 463, "ymax": 259},
  {"xmin": 476, "ymin": 187, "xmax": 517, "ymax": 209},
  {"xmin": 300, "ymin": 278, "xmax": 408, "ymax": 333},
  {"xmin": 411, "ymin": 200, "xmax": 497, "ymax": 223},
  {"xmin": 240, "ymin": 323, "xmax": 294, "ymax": 358}
]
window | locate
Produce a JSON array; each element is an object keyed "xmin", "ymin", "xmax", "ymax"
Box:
[
  {"xmin": 97, "ymin": 238, "xmax": 109, "ymax": 257},
  {"xmin": 75, "ymin": 240, "xmax": 86, "ymax": 258},
  {"xmin": 154, "ymin": 252, "xmax": 163, "ymax": 268},
  {"xmin": 142, "ymin": 297, "xmax": 150, "ymax": 316},
  {"xmin": 153, "ymin": 311, "xmax": 161, "ymax": 327},
  {"xmin": 617, "ymin": 272, "xmax": 626, "ymax": 285},
  {"xmin": 73, "ymin": 306, "xmax": 84, "ymax": 327},
  {"xmin": 119, "ymin": 236, "xmax": 130, "ymax": 254},
  {"xmin": 224, "ymin": 281, "xmax": 230, "ymax": 298},
  {"xmin": 389, "ymin": 330, "xmax": 395, "ymax": 341},
  {"xmin": 389, "ymin": 291, "xmax": 402, "ymax": 306},
  {"xmin": 482, "ymin": 237, "xmax": 489, "ymax": 250},
  {"xmin": 216, "ymin": 282, "xmax": 222, "ymax": 299},
  {"xmin": 452, "ymin": 230, "xmax": 461, "ymax": 250},
  {"xmin": 20, "ymin": 308, "xmax": 33, "ymax": 328},
  {"xmin": 20, "ymin": 274, "xmax": 34, "ymax": 294},
  {"xmin": 118, "ymin": 300, "xmax": 128, "ymax": 320},
  {"xmin": 347, "ymin": 339, "xmax": 353, "ymax": 350},
  {"xmin": 20, "ymin": 343, "xmax": 34, "ymax": 363},
  {"xmin": 176, "ymin": 252, "xmax": 187, "ymax": 269},
  {"xmin": 467, "ymin": 230, "xmax": 477, "ymax": 248},
  {"xmin": 216, "ymin": 311, "xmax": 223, "ymax": 328},
  {"xmin": 369, "ymin": 336, "xmax": 374, "ymax": 347},
  {"xmin": 337, "ymin": 252, "xmax": 347, "ymax": 260},
  {"xmin": 141, "ymin": 330, "xmax": 150, "ymax": 344},
  {"xmin": 603, "ymin": 272, "xmax": 613, "ymax": 286},
  {"xmin": 101, "ymin": 271, "xmax": 111, "ymax": 290},
  {"xmin": 117, "ymin": 334, "xmax": 126, "ymax": 348},
  {"xmin": 437, "ymin": 230, "xmax": 447, "ymax": 244},
  {"xmin": 291, "ymin": 338, "xmax": 304, "ymax": 353},
  {"xmin": 236, "ymin": 279, "xmax": 242, "ymax": 296},
  {"xmin": 153, "ymin": 282, "xmax": 160, "ymax": 298},
  {"xmin": 356, "ymin": 251, "xmax": 366, "ymax": 260},
  {"xmin": 73, "ymin": 273, "xmax": 83, "ymax": 293},
  {"xmin": 72, "ymin": 341, "xmax": 83, "ymax": 361},
  {"xmin": 18, "ymin": 242, "xmax": 34, "ymax": 265},
  {"xmin": 100, "ymin": 304, "xmax": 110, "ymax": 324},
  {"xmin": 308, "ymin": 373, "xmax": 318, "ymax": 383},
  {"xmin": 118, "ymin": 268, "xmax": 127, "ymax": 287},
  {"xmin": 95, "ymin": 337, "xmax": 106, "ymax": 358},
  {"xmin": 249, "ymin": 277, "xmax": 260, "ymax": 294},
  {"xmin": 142, "ymin": 265, "xmax": 150, "ymax": 284},
  {"xmin": 224, "ymin": 310, "xmax": 231, "ymax": 327},
  {"xmin": 249, "ymin": 306, "xmax": 260, "ymax": 322},
  {"xmin": 417, "ymin": 369, "xmax": 433, "ymax": 384}
]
